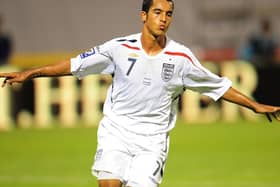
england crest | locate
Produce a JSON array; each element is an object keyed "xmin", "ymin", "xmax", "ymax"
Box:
[{"xmin": 161, "ymin": 63, "xmax": 175, "ymax": 82}]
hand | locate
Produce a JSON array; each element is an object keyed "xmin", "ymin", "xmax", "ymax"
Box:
[
  {"xmin": 265, "ymin": 110, "xmax": 280, "ymax": 122},
  {"xmin": 253, "ymin": 103, "xmax": 280, "ymax": 122},
  {"xmin": 0, "ymin": 71, "xmax": 30, "ymax": 87}
]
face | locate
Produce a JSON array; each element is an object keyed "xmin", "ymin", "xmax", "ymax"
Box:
[{"xmin": 141, "ymin": 0, "xmax": 174, "ymax": 37}]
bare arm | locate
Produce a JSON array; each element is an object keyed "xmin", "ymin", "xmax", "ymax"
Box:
[
  {"xmin": 0, "ymin": 59, "xmax": 71, "ymax": 87},
  {"xmin": 222, "ymin": 87, "xmax": 280, "ymax": 121}
]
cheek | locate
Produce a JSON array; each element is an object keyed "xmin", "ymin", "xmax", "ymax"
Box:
[
  {"xmin": 166, "ymin": 19, "xmax": 172, "ymax": 26},
  {"xmin": 146, "ymin": 18, "xmax": 157, "ymax": 27}
]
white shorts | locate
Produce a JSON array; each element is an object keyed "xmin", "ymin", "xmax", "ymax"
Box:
[{"xmin": 92, "ymin": 117, "xmax": 169, "ymax": 187}]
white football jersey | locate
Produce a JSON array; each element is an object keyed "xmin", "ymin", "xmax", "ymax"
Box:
[{"xmin": 71, "ymin": 33, "xmax": 232, "ymax": 135}]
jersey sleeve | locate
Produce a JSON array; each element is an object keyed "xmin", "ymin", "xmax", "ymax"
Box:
[
  {"xmin": 70, "ymin": 39, "xmax": 116, "ymax": 79},
  {"xmin": 182, "ymin": 49, "xmax": 232, "ymax": 101}
]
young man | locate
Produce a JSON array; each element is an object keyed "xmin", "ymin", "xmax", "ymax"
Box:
[{"xmin": 1, "ymin": 0, "xmax": 280, "ymax": 186}]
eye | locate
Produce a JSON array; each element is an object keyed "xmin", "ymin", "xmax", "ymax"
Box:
[
  {"xmin": 166, "ymin": 11, "xmax": 173, "ymax": 17},
  {"xmin": 154, "ymin": 10, "xmax": 161, "ymax": 15}
]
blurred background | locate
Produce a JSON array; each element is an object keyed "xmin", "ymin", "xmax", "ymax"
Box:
[
  {"xmin": 0, "ymin": 1, "xmax": 280, "ymax": 187},
  {"xmin": 0, "ymin": 0, "xmax": 279, "ymax": 55},
  {"xmin": 0, "ymin": 0, "xmax": 280, "ymax": 128},
  {"xmin": 0, "ymin": 0, "xmax": 280, "ymax": 127}
]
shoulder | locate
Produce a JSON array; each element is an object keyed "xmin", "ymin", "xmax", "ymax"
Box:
[
  {"xmin": 107, "ymin": 33, "xmax": 140, "ymax": 45},
  {"xmin": 167, "ymin": 39, "xmax": 192, "ymax": 52},
  {"xmin": 101, "ymin": 33, "xmax": 140, "ymax": 50},
  {"xmin": 165, "ymin": 39, "xmax": 195, "ymax": 62},
  {"xmin": 114, "ymin": 33, "xmax": 140, "ymax": 42}
]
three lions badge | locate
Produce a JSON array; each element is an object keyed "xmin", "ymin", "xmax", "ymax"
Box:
[{"xmin": 161, "ymin": 63, "xmax": 175, "ymax": 82}]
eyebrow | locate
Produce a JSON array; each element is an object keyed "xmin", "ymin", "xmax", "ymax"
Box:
[
  {"xmin": 152, "ymin": 8, "xmax": 173, "ymax": 14},
  {"xmin": 152, "ymin": 8, "xmax": 162, "ymax": 12}
]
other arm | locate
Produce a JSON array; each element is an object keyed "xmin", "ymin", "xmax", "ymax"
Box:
[
  {"xmin": 0, "ymin": 60, "xmax": 71, "ymax": 87},
  {"xmin": 222, "ymin": 87, "xmax": 280, "ymax": 121}
]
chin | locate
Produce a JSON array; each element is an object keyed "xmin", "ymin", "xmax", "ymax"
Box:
[{"xmin": 154, "ymin": 31, "xmax": 166, "ymax": 37}]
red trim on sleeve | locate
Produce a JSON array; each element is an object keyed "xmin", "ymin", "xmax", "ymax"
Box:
[
  {"xmin": 164, "ymin": 51, "xmax": 193, "ymax": 62},
  {"xmin": 164, "ymin": 51, "xmax": 207, "ymax": 73},
  {"xmin": 121, "ymin": 44, "xmax": 140, "ymax": 50}
]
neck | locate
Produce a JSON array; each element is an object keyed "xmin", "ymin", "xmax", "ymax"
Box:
[{"xmin": 141, "ymin": 29, "xmax": 166, "ymax": 56}]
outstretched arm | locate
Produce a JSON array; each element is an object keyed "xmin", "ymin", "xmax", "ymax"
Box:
[
  {"xmin": 0, "ymin": 60, "xmax": 71, "ymax": 87},
  {"xmin": 222, "ymin": 87, "xmax": 280, "ymax": 121}
]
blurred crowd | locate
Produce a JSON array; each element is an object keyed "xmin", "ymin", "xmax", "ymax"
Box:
[
  {"xmin": 0, "ymin": 3, "xmax": 279, "ymax": 123},
  {"xmin": 240, "ymin": 18, "xmax": 279, "ymax": 68},
  {"xmin": 0, "ymin": 15, "xmax": 13, "ymax": 66},
  {"xmin": 239, "ymin": 18, "xmax": 280, "ymax": 106}
]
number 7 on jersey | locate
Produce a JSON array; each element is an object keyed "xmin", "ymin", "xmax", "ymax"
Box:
[{"xmin": 126, "ymin": 58, "xmax": 137, "ymax": 76}]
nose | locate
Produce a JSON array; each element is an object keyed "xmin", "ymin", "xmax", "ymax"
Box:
[{"xmin": 160, "ymin": 13, "xmax": 167, "ymax": 23}]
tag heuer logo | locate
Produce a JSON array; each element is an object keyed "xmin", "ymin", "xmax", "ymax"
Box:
[{"xmin": 161, "ymin": 63, "xmax": 175, "ymax": 82}]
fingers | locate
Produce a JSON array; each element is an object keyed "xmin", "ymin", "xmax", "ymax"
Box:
[
  {"xmin": 1, "ymin": 75, "xmax": 19, "ymax": 88},
  {"xmin": 0, "ymin": 72, "xmax": 13, "ymax": 78},
  {"xmin": 1, "ymin": 78, "xmax": 12, "ymax": 88},
  {"xmin": 265, "ymin": 110, "xmax": 280, "ymax": 122},
  {"xmin": 272, "ymin": 112, "xmax": 280, "ymax": 121},
  {"xmin": 0, "ymin": 75, "xmax": 8, "ymax": 87},
  {"xmin": 0, "ymin": 72, "xmax": 26, "ymax": 87},
  {"xmin": 1, "ymin": 78, "xmax": 7, "ymax": 88},
  {"xmin": 266, "ymin": 113, "xmax": 272, "ymax": 122}
]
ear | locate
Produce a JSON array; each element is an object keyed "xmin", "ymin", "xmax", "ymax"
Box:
[{"xmin": 140, "ymin": 11, "xmax": 147, "ymax": 23}]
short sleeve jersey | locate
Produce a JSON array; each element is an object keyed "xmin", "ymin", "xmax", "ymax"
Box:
[{"xmin": 71, "ymin": 33, "xmax": 232, "ymax": 135}]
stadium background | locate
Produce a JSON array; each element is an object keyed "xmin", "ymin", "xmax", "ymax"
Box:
[
  {"xmin": 0, "ymin": 0, "xmax": 279, "ymax": 54},
  {"xmin": 0, "ymin": 0, "xmax": 280, "ymax": 187}
]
